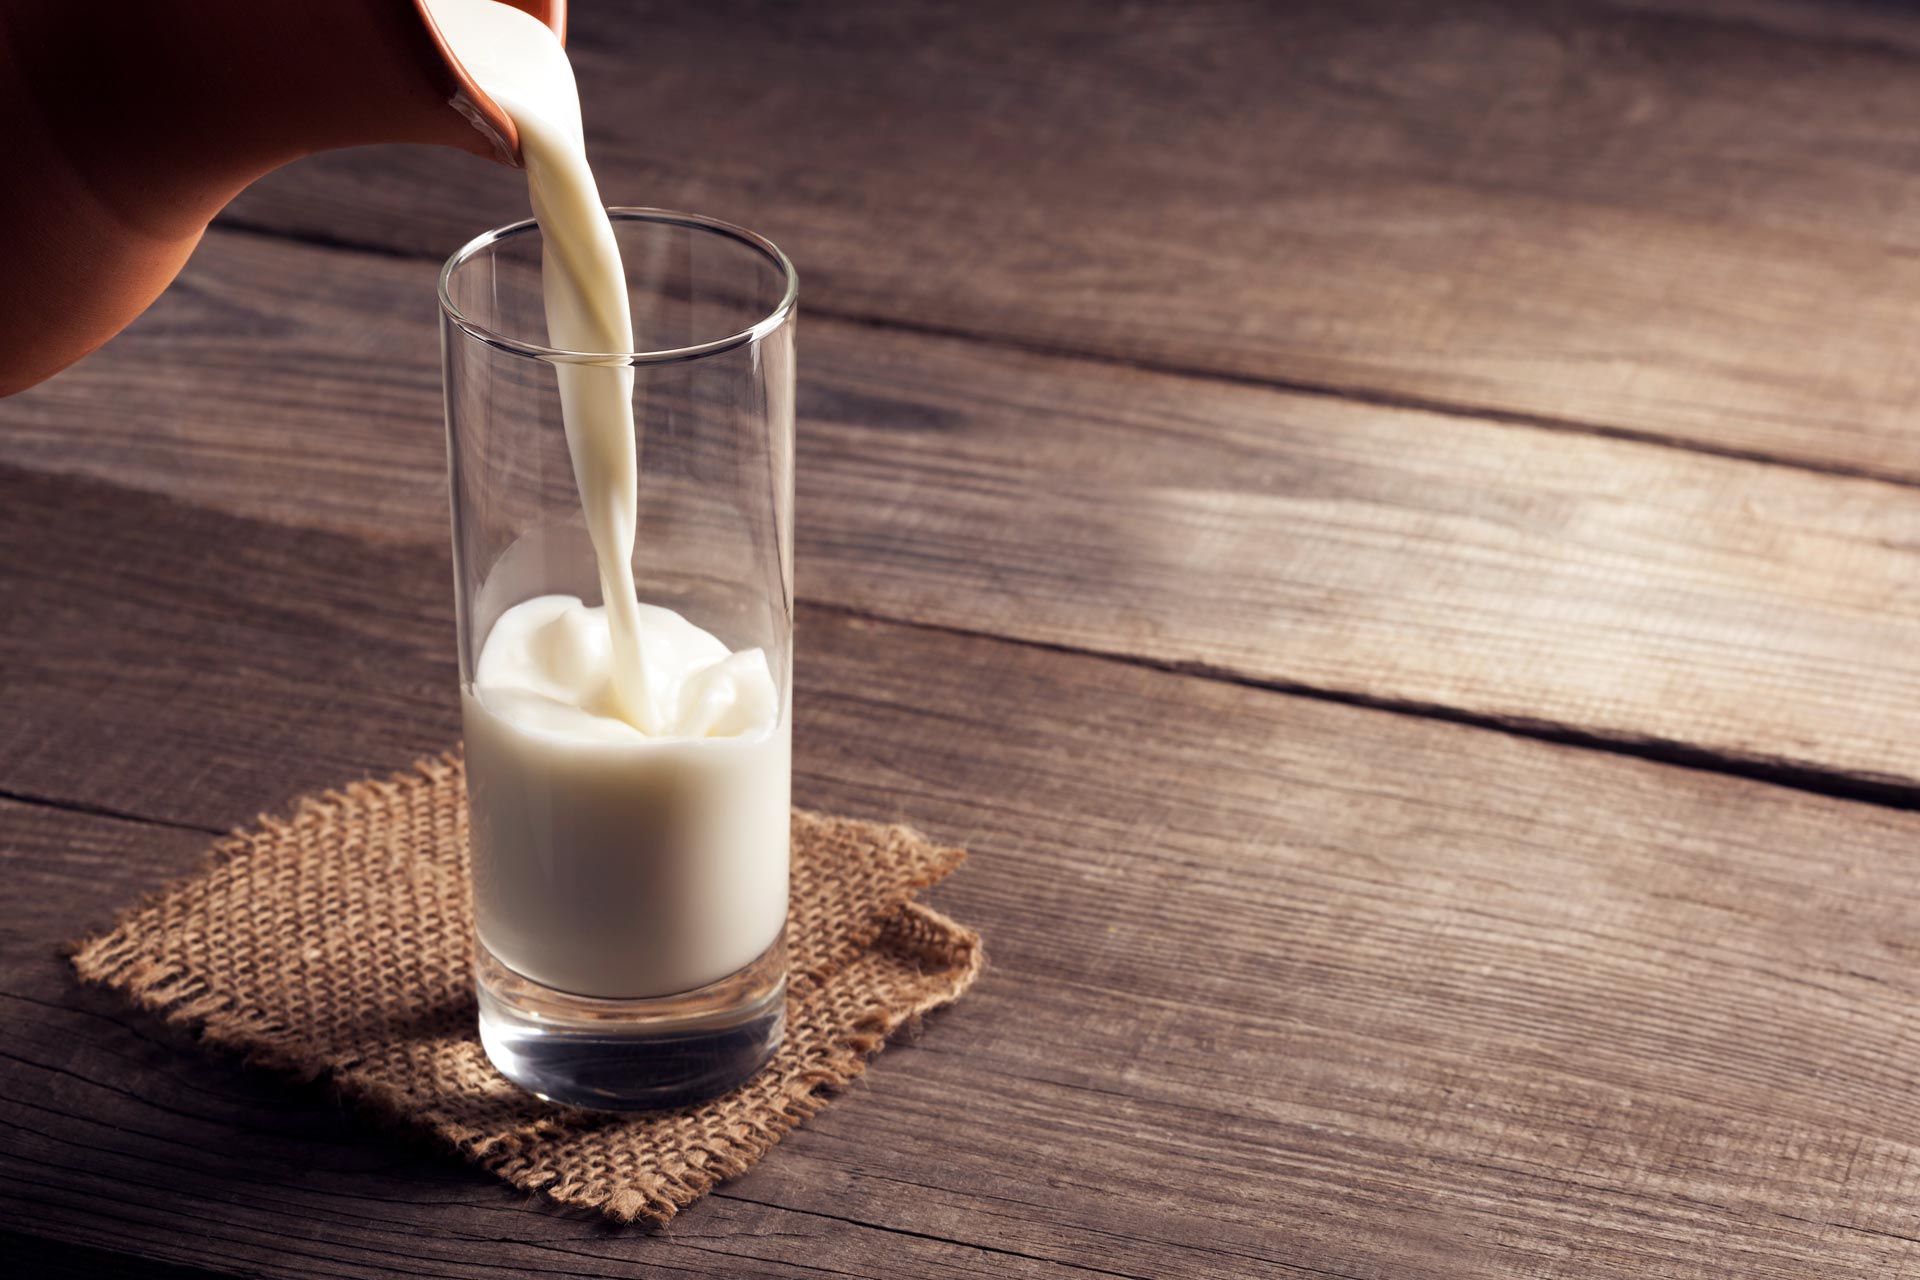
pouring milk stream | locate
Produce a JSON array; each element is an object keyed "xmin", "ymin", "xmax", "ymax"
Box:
[{"xmin": 428, "ymin": 0, "xmax": 788, "ymax": 1000}]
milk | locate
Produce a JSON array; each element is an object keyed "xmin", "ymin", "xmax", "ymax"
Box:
[
  {"xmin": 427, "ymin": 0, "xmax": 789, "ymax": 1000},
  {"xmin": 466, "ymin": 597, "xmax": 788, "ymax": 999}
]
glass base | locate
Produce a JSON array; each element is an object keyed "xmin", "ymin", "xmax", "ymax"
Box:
[{"xmin": 476, "ymin": 936, "xmax": 786, "ymax": 1111}]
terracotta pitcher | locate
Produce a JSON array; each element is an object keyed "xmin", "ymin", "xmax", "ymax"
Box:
[{"xmin": 0, "ymin": 0, "xmax": 565, "ymax": 396}]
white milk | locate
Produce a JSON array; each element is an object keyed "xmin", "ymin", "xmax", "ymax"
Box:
[
  {"xmin": 465, "ymin": 596, "xmax": 788, "ymax": 999},
  {"xmin": 428, "ymin": 0, "xmax": 789, "ymax": 999}
]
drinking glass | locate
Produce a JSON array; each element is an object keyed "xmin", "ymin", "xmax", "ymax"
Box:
[{"xmin": 439, "ymin": 209, "xmax": 797, "ymax": 1109}]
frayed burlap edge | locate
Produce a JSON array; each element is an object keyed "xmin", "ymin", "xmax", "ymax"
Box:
[
  {"xmin": 69, "ymin": 751, "xmax": 983, "ymax": 1223},
  {"xmin": 69, "ymin": 755, "xmax": 480, "ymax": 1084}
]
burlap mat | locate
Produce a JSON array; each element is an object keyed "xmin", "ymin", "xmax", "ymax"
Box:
[{"xmin": 70, "ymin": 753, "xmax": 981, "ymax": 1223}]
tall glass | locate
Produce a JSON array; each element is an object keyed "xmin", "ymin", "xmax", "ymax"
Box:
[{"xmin": 439, "ymin": 210, "xmax": 797, "ymax": 1110}]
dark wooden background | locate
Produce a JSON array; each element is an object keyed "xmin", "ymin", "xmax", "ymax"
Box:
[{"xmin": 9, "ymin": 1, "xmax": 1920, "ymax": 1275}]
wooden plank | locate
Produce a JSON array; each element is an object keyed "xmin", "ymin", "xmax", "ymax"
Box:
[
  {"xmin": 1610, "ymin": 0, "xmax": 1920, "ymax": 49},
  {"xmin": 0, "ymin": 470, "xmax": 1302, "ymax": 1280},
  {"xmin": 8, "ymin": 230, "xmax": 1920, "ymax": 795},
  {"xmin": 0, "ymin": 1232, "xmax": 223, "ymax": 1280},
  {"xmin": 6, "ymin": 466, "xmax": 1920, "ymax": 1276},
  {"xmin": 0, "ymin": 800, "xmax": 1100, "ymax": 1280},
  {"xmin": 205, "ymin": 0, "xmax": 1920, "ymax": 479}
]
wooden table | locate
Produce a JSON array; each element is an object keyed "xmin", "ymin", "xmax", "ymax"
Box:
[{"xmin": 8, "ymin": 1, "xmax": 1920, "ymax": 1274}]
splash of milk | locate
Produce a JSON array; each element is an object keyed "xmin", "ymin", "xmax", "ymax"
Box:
[{"xmin": 427, "ymin": 0, "xmax": 774, "ymax": 738}]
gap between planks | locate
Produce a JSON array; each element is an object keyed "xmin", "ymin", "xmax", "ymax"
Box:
[
  {"xmin": 798, "ymin": 602, "xmax": 1920, "ymax": 815},
  {"xmin": 209, "ymin": 216, "xmax": 1919, "ymax": 492},
  {"xmin": 3, "ymin": 441, "xmax": 1917, "ymax": 824},
  {"xmin": 0, "ymin": 788, "xmax": 220, "ymax": 837},
  {"xmin": 4, "ymin": 570, "xmax": 1918, "ymax": 845}
]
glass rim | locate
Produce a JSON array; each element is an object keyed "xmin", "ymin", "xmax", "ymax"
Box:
[{"xmin": 437, "ymin": 207, "xmax": 800, "ymax": 366}]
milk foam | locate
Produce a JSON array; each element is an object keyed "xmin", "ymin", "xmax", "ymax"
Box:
[{"xmin": 474, "ymin": 595, "xmax": 779, "ymax": 743}]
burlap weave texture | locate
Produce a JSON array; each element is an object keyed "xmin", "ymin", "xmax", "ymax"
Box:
[{"xmin": 71, "ymin": 753, "xmax": 981, "ymax": 1223}]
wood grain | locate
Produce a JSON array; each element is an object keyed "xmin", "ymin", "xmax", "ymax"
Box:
[
  {"xmin": 9, "ymin": 3, "xmax": 1920, "ymax": 1273},
  {"xmin": 0, "ymin": 800, "xmax": 1144, "ymax": 1280},
  {"xmin": 213, "ymin": 0, "xmax": 1920, "ymax": 479},
  {"xmin": 9, "ymin": 230, "xmax": 1920, "ymax": 797},
  {"xmin": 7, "ymin": 465, "xmax": 1920, "ymax": 1276}
]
